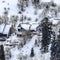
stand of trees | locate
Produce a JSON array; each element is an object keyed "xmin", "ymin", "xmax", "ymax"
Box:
[
  {"xmin": 0, "ymin": 45, "xmax": 5, "ymax": 60},
  {"xmin": 41, "ymin": 17, "xmax": 52, "ymax": 53},
  {"xmin": 18, "ymin": 0, "xmax": 29, "ymax": 12},
  {"xmin": 51, "ymin": 29, "xmax": 60, "ymax": 60},
  {"xmin": 32, "ymin": 0, "xmax": 40, "ymax": 8}
]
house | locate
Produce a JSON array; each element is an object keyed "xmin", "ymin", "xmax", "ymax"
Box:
[
  {"xmin": 16, "ymin": 23, "xmax": 39, "ymax": 41},
  {"xmin": 16, "ymin": 24, "xmax": 26, "ymax": 37},
  {"xmin": 17, "ymin": 24, "xmax": 39, "ymax": 34},
  {"xmin": 3, "ymin": 24, "xmax": 12, "ymax": 37},
  {"xmin": 0, "ymin": 24, "xmax": 12, "ymax": 38},
  {"xmin": 0, "ymin": 24, "xmax": 5, "ymax": 37}
]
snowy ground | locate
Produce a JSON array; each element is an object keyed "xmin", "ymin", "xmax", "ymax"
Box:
[
  {"xmin": 4, "ymin": 35, "xmax": 51, "ymax": 60},
  {"xmin": 0, "ymin": 0, "xmax": 18, "ymax": 15},
  {"xmin": 0, "ymin": 0, "xmax": 60, "ymax": 24},
  {"xmin": 0, "ymin": 0, "xmax": 60, "ymax": 60}
]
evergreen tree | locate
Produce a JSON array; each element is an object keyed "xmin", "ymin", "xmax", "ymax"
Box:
[
  {"xmin": 51, "ymin": 29, "xmax": 60, "ymax": 60},
  {"xmin": 41, "ymin": 17, "xmax": 52, "ymax": 52},
  {"xmin": 20, "ymin": 43, "xmax": 23, "ymax": 47},
  {"xmin": 50, "ymin": 32, "xmax": 57, "ymax": 60},
  {"xmin": 24, "ymin": 40, "xmax": 26, "ymax": 45},
  {"xmin": 33, "ymin": 0, "xmax": 39, "ymax": 4},
  {"xmin": 18, "ymin": 0, "xmax": 29, "ymax": 11},
  {"xmin": 32, "ymin": 0, "xmax": 40, "ymax": 7},
  {"xmin": 30, "ymin": 48, "xmax": 35, "ymax": 57},
  {"xmin": 0, "ymin": 45, "xmax": 5, "ymax": 60},
  {"xmin": 35, "ymin": 39, "xmax": 37, "ymax": 45},
  {"xmin": 51, "ymin": 1, "xmax": 56, "ymax": 7}
]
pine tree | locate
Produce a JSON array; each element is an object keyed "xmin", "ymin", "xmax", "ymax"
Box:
[
  {"xmin": 51, "ymin": 29, "xmax": 60, "ymax": 60},
  {"xmin": 20, "ymin": 43, "xmax": 23, "ymax": 47},
  {"xmin": 18, "ymin": 0, "xmax": 29, "ymax": 11},
  {"xmin": 33, "ymin": 0, "xmax": 39, "ymax": 4},
  {"xmin": 30, "ymin": 48, "xmax": 35, "ymax": 57},
  {"xmin": 51, "ymin": 0, "xmax": 56, "ymax": 7},
  {"xmin": 0, "ymin": 45, "xmax": 5, "ymax": 60},
  {"xmin": 33, "ymin": 0, "xmax": 40, "ymax": 8},
  {"xmin": 35, "ymin": 39, "xmax": 37, "ymax": 45},
  {"xmin": 50, "ymin": 32, "xmax": 57, "ymax": 60},
  {"xmin": 41, "ymin": 17, "xmax": 52, "ymax": 52}
]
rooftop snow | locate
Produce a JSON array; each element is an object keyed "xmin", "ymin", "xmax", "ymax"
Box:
[
  {"xmin": 0, "ymin": 24, "xmax": 5, "ymax": 33},
  {"xmin": 21, "ymin": 24, "xmax": 39, "ymax": 31},
  {"xmin": 3, "ymin": 24, "xmax": 11, "ymax": 34},
  {"xmin": 41, "ymin": 0, "xmax": 51, "ymax": 2}
]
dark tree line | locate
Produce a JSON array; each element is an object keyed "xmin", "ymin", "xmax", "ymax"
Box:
[
  {"xmin": 33, "ymin": 0, "xmax": 39, "ymax": 4},
  {"xmin": 32, "ymin": 0, "xmax": 40, "ymax": 8},
  {"xmin": 41, "ymin": 17, "xmax": 52, "ymax": 53},
  {"xmin": 40, "ymin": 17, "xmax": 60, "ymax": 60},
  {"xmin": 0, "ymin": 45, "xmax": 5, "ymax": 60},
  {"xmin": 51, "ymin": 30, "xmax": 60, "ymax": 60}
]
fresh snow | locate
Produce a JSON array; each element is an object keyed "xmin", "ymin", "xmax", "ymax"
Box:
[
  {"xmin": 4, "ymin": 35, "xmax": 51, "ymax": 60},
  {"xmin": 0, "ymin": 24, "xmax": 5, "ymax": 33},
  {"xmin": 0, "ymin": 0, "xmax": 60, "ymax": 60},
  {"xmin": 3, "ymin": 24, "xmax": 11, "ymax": 35},
  {"xmin": 0, "ymin": 0, "xmax": 18, "ymax": 15}
]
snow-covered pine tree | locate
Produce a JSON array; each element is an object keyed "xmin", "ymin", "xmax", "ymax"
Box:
[
  {"xmin": 17, "ymin": 0, "xmax": 24, "ymax": 11},
  {"xmin": 24, "ymin": 40, "xmax": 26, "ymax": 45},
  {"xmin": 30, "ymin": 48, "xmax": 35, "ymax": 57},
  {"xmin": 33, "ymin": 0, "xmax": 39, "ymax": 4},
  {"xmin": 0, "ymin": 45, "xmax": 5, "ymax": 60},
  {"xmin": 20, "ymin": 15, "xmax": 24, "ymax": 23},
  {"xmin": 18, "ymin": 0, "xmax": 29, "ymax": 12},
  {"xmin": 20, "ymin": 43, "xmax": 23, "ymax": 47},
  {"xmin": 32, "ymin": 0, "xmax": 40, "ymax": 8},
  {"xmin": 51, "ymin": 0, "xmax": 57, "ymax": 7},
  {"xmin": 51, "ymin": 29, "xmax": 60, "ymax": 60},
  {"xmin": 24, "ymin": 0, "xmax": 29, "ymax": 7},
  {"xmin": 50, "ymin": 32, "xmax": 57, "ymax": 60},
  {"xmin": 41, "ymin": 17, "xmax": 52, "ymax": 52},
  {"xmin": 35, "ymin": 39, "xmax": 37, "ymax": 45}
]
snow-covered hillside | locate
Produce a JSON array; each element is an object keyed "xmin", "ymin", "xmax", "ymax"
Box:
[
  {"xmin": 0, "ymin": 0, "xmax": 60, "ymax": 60},
  {"xmin": 0, "ymin": 0, "xmax": 60, "ymax": 24},
  {"xmin": 0, "ymin": 0, "xmax": 18, "ymax": 15}
]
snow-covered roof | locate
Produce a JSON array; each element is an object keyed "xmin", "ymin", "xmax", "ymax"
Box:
[
  {"xmin": 41, "ymin": 0, "xmax": 51, "ymax": 2},
  {"xmin": 6, "ymin": 35, "xmax": 19, "ymax": 43},
  {"xmin": 21, "ymin": 24, "xmax": 30, "ymax": 30},
  {"xmin": 19, "ymin": 24, "xmax": 39, "ymax": 31},
  {"xmin": 0, "ymin": 24, "xmax": 5, "ymax": 33},
  {"xmin": 30, "ymin": 24, "xmax": 39, "ymax": 31},
  {"xmin": 49, "ymin": 17, "xmax": 60, "ymax": 24},
  {"xmin": 0, "ymin": 23, "xmax": 12, "ymax": 36},
  {"xmin": 3, "ymin": 24, "xmax": 11, "ymax": 35}
]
